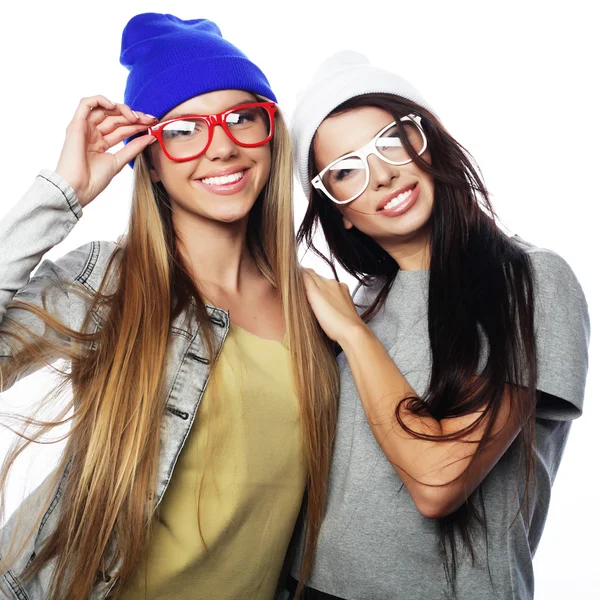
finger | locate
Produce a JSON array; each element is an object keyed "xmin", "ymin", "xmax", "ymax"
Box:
[
  {"xmin": 304, "ymin": 268, "xmax": 324, "ymax": 279},
  {"xmin": 87, "ymin": 105, "xmax": 147, "ymax": 130},
  {"xmin": 113, "ymin": 102, "xmax": 145, "ymax": 123},
  {"xmin": 302, "ymin": 269, "xmax": 319, "ymax": 288},
  {"xmin": 97, "ymin": 113, "xmax": 157, "ymax": 135},
  {"xmin": 88, "ymin": 137, "xmax": 110, "ymax": 154},
  {"xmin": 103, "ymin": 124, "xmax": 154, "ymax": 149},
  {"xmin": 302, "ymin": 268, "xmax": 322, "ymax": 285},
  {"xmin": 88, "ymin": 107, "xmax": 113, "ymax": 127},
  {"xmin": 112, "ymin": 134, "xmax": 157, "ymax": 172},
  {"xmin": 72, "ymin": 98, "xmax": 148, "ymax": 130},
  {"xmin": 303, "ymin": 270, "xmax": 329, "ymax": 297},
  {"xmin": 87, "ymin": 105, "xmax": 138, "ymax": 127},
  {"xmin": 73, "ymin": 95, "xmax": 117, "ymax": 123},
  {"xmin": 307, "ymin": 269, "xmax": 335, "ymax": 287}
]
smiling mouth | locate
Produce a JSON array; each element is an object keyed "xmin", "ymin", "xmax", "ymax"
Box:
[
  {"xmin": 199, "ymin": 170, "xmax": 247, "ymax": 186},
  {"xmin": 378, "ymin": 183, "xmax": 417, "ymax": 211}
]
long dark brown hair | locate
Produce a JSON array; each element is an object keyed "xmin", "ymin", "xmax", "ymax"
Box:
[{"xmin": 297, "ymin": 93, "xmax": 538, "ymax": 588}]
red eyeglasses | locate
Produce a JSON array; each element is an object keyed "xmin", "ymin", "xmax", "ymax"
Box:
[{"xmin": 148, "ymin": 101, "xmax": 277, "ymax": 162}]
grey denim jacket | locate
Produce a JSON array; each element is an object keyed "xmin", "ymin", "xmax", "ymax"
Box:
[{"xmin": 0, "ymin": 171, "xmax": 230, "ymax": 599}]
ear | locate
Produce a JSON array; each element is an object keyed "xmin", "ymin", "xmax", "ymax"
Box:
[
  {"xmin": 149, "ymin": 164, "xmax": 161, "ymax": 183},
  {"xmin": 342, "ymin": 216, "xmax": 354, "ymax": 230},
  {"xmin": 145, "ymin": 149, "xmax": 161, "ymax": 183}
]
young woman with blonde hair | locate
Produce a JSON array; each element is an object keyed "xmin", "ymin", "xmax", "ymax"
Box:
[
  {"xmin": 0, "ymin": 13, "xmax": 338, "ymax": 599},
  {"xmin": 284, "ymin": 52, "xmax": 589, "ymax": 600}
]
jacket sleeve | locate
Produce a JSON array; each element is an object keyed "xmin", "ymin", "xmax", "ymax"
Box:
[{"xmin": 0, "ymin": 170, "xmax": 83, "ymax": 391}]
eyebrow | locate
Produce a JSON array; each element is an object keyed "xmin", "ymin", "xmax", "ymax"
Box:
[
  {"xmin": 331, "ymin": 121, "xmax": 397, "ymax": 161},
  {"xmin": 166, "ymin": 98, "xmax": 258, "ymax": 120}
]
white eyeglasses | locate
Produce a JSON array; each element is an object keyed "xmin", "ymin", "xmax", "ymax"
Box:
[{"xmin": 311, "ymin": 114, "xmax": 428, "ymax": 205}]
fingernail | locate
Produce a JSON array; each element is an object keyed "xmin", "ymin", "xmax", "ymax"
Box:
[{"xmin": 146, "ymin": 114, "xmax": 157, "ymax": 121}]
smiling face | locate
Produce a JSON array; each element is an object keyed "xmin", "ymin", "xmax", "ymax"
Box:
[
  {"xmin": 148, "ymin": 89, "xmax": 272, "ymax": 227},
  {"xmin": 313, "ymin": 106, "xmax": 435, "ymax": 261}
]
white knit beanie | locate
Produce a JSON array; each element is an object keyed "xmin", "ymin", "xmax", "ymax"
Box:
[{"xmin": 292, "ymin": 51, "xmax": 436, "ymax": 197}]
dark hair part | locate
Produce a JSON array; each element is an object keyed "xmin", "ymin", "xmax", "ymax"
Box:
[{"xmin": 297, "ymin": 93, "xmax": 538, "ymax": 589}]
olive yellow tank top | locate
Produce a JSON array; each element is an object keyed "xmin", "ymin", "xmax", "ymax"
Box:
[{"xmin": 121, "ymin": 323, "xmax": 306, "ymax": 599}]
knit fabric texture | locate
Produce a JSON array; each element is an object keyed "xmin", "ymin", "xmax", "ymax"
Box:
[{"xmin": 121, "ymin": 12, "xmax": 277, "ymax": 121}]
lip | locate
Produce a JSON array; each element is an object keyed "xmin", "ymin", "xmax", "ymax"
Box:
[
  {"xmin": 376, "ymin": 182, "xmax": 420, "ymax": 217},
  {"xmin": 194, "ymin": 166, "xmax": 251, "ymax": 196},
  {"xmin": 197, "ymin": 165, "xmax": 250, "ymax": 180},
  {"xmin": 376, "ymin": 182, "xmax": 418, "ymax": 211}
]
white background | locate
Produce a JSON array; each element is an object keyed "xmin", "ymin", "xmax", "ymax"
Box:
[{"xmin": 0, "ymin": 0, "xmax": 598, "ymax": 597}]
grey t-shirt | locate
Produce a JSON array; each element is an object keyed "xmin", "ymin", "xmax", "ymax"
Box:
[{"xmin": 291, "ymin": 241, "xmax": 589, "ymax": 600}]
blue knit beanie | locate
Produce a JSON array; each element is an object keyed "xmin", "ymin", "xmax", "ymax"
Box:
[{"xmin": 121, "ymin": 12, "xmax": 277, "ymax": 120}]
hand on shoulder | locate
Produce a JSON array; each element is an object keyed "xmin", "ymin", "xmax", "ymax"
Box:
[{"xmin": 302, "ymin": 268, "xmax": 367, "ymax": 344}]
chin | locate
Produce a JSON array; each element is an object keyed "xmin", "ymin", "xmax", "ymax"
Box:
[
  {"xmin": 212, "ymin": 209, "xmax": 252, "ymax": 224},
  {"xmin": 368, "ymin": 216, "xmax": 431, "ymax": 245},
  {"xmin": 198, "ymin": 195, "xmax": 256, "ymax": 222},
  {"xmin": 392, "ymin": 209, "xmax": 432, "ymax": 235}
]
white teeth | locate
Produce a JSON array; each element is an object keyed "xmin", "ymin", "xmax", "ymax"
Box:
[
  {"xmin": 382, "ymin": 188, "xmax": 413, "ymax": 210},
  {"xmin": 200, "ymin": 171, "xmax": 244, "ymax": 186}
]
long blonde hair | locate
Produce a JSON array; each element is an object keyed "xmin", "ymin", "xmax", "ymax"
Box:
[{"xmin": 0, "ymin": 109, "xmax": 338, "ymax": 599}]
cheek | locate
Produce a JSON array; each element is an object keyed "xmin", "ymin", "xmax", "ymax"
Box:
[
  {"xmin": 340, "ymin": 195, "xmax": 375, "ymax": 222},
  {"xmin": 423, "ymin": 177, "xmax": 435, "ymax": 209},
  {"xmin": 160, "ymin": 165, "xmax": 190, "ymax": 187},
  {"xmin": 148, "ymin": 145, "xmax": 195, "ymax": 186},
  {"xmin": 253, "ymin": 146, "xmax": 272, "ymax": 181},
  {"xmin": 338, "ymin": 204, "xmax": 373, "ymax": 233},
  {"xmin": 155, "ymin": 164, "xmax": 196, "ymax": 202},
  {"xmin": 148, "ymin": 145, "xmax": 167, "ymax": 182}
]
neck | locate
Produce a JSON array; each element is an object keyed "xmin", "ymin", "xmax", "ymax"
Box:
[
  {"xmin": 379, "ymin": 228, "xmax": 431, "ymax": 272},
  {"xmin": 173, "ymin": 209, "xmax": 259, "ymax": 296}
]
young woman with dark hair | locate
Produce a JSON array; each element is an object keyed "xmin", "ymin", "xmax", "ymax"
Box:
[{"xmin": 284, "ymin": 51, "xmax": 590, "ymax": 600}]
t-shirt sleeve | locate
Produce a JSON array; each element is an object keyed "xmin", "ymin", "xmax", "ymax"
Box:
[{"xmin": 528, "ymin": 248, "xmax": 590, "ymax": 420}]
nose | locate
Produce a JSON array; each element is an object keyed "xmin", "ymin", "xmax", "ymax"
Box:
[
  {"xmin": 367, "ymin": 153, "xmax": 397, "ymax": 190},
  {"xmin": 204, "ymin": 124, "xmax": 238, "ymax": 161}
]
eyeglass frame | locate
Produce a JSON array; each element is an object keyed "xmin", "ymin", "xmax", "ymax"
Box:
[
  {"xmin": 310, "ymin": 114, "xmax": 428, "ymax": 205},
  {"xmin": 147, "ymin": 101, "xmax": 278, "ymax": 163}
]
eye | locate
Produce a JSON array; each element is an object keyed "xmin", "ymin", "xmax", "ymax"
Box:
[
  {"xmin": 226, "ymin": 108, "xmax": 258, "ymax": 127},
  {"xmin": 162, "ymin": 120, "xmax": 201, "ymax": 140},
  {"xmin": 376, "ymin": 129, "xmax": 403, "ymax": 151},
  {"xmin": 334, "ymin": 168, "xmax": 352, "ymax": 182},
  {"xmin": 329, "ymin": 157, "xmax": 364, "ymax": 182}
]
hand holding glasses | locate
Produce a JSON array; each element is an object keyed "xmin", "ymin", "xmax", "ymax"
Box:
[
  {"xmin": 311, "ymin": 114, "xmax": 428, "ymax": 205},
  {"xmin": 55, "ymin": 95, "xmax": 158, "ymax": 208}
]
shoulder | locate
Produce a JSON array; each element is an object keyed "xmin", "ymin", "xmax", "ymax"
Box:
[
  {"xmin": 39, "ymin": 241, "xmax": 120, "ymax": 293},
  {"xmin": 512, "ymin": 238, "xmax": 590, "ymax": 417},
  {"xmin": 512, "ymin": 236, "xmax": 588, "ymax": 309}
]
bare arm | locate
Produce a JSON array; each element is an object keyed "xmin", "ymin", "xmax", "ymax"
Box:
[
  {"xmin": 303, "ymin": 269, "xmax": 526, "ymax": 518},
  {"xmin": 341, "ymin": 322, "xmax": 523, "ymax": 517}
]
